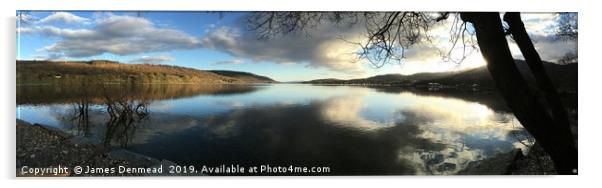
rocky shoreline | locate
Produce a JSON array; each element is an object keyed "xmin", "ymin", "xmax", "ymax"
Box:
[
  {"xmin": 457, "ymin": 144, "xmax": 557, "ymax": 175},
  {"xmin": 16, "ymin": 119, "xmax": 183, "ymax": 177}
]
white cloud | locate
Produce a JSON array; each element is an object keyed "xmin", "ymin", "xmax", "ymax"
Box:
[
  {"xmin": 19, "ymin": 12, "xmax": 576, "ymax": 74},
  {"xmin": 521, "ymin": 13, "xmax": 559, "ymax": 37},
  {"xmin": 200, "ymin": 25, "xmax": 367, "ymax": 73},
  {"xmin": 129, "ymin": 55, "xmax": 174, "ymax": 64},
  {"xmin": 508, "ymin": 35, "xmax": 577, "ymax": 62},
  {"xmin": 509, "ymin": 13, "xmax": 578, "ymax": 62},
  {"xmin": 212, "ymin": 59, "xmax": 244, "ymax": 65},
  {"xmin": 406, "ymin": 13, "xmax": 576, "ymax": 66},
  {"xmin": 21, "ymin": 26, "xmax": 95, "ymax": 38},
  {"xmin": 22, "ymin": 15, "xmax": 202, "ymax": 58},
  {"xmin": 37, "ymin": 12, "xmax": 91, "ymax": 24}
]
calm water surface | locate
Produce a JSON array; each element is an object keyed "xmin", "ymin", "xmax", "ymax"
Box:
[{"xmin": 16, "ymin": 84, "xmax": 532, "ymax": 175}]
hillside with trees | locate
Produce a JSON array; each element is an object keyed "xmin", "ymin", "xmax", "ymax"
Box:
[
  {"xmin": 304, "ymin": 60, "xmax": 577, "ymax": 93},
  {"xmin": 16, "ymin": 60, "xmax": 277, "ymax": 84}
]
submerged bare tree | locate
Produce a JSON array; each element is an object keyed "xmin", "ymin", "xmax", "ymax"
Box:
[
  {"xmin": 68, "ymin": 80, "xmax": 92, "ymax": 136},
  {"xmin": 246, "ymin": 12, "xmax": 577, "ymax": 174},
  {"xmin": 101, "ymin": 85, "xmax": 150, "ymax": 148}
]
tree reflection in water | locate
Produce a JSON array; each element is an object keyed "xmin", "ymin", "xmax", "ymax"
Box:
[
  {"xmin": 53, "ymin": 83, "xmax": 268, "ymax": 149},
  {"xmin": 67, "ymin": 81, "xmax": 91, "ymax": 137},
  {"xmin": 102, "ymin": 87, "xmax": 150, "ymax": 148},
  {"xmin": 66, "ymin": 83, "xmax": 152, "ymax": 148},
  {"xmin": 22, "ymin": 84, "xmax": 537, "ymax": 175}
]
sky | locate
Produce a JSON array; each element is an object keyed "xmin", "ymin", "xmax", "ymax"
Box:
[{"xmin": 16, "ymin": 11, "xmax": 577, "ymax": 82}]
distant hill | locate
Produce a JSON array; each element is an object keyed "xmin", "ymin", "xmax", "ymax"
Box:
[
  {"xmin": 304, "ymin": 60, "xmax": 577, "ymax": 92},
  {"xmin": 16, "ymin": 60, "xmax": 277, "ymax": 84},
  {"xmin": 208, "ymin": 70, "xmax": 276, "ymax": 83}
]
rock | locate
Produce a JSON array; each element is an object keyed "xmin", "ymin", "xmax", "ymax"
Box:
[
  {"xmin": 449, "ymin": 152, "xmax": 458, "ymax": 158},
  {"xmin": 508, "ymin": 143, "xmax": 557, "ymax": 175},
  {"xmin": 427, "ymin": 154, "xmax": 445, "ymax": 166},
  {"xmin": 108, "ymin": 149, "xmax": 161, "ymax": 167},
  {"xmin": 457, "ymin": 149, "xmax": 523, "ymax": 175},
  {"xmin": 18, "ymin": 119, "xmax": 178, "ymax": 177},
  {"xmin": 437, "ymin": 162, "xmax": 457, "ymax": 172}
]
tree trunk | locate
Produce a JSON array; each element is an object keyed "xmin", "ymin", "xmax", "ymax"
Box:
[
  {"xmin": 503, "ymin": 12, "xmax": 575, "ymax": 140},
  {"xmin": 460, "ymin": 12, "xmax": 577, "ymax": 175}
]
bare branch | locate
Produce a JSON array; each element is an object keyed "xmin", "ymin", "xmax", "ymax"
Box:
[
  {"xmin": 245, "ymin": 12, "xmax": 475, "ymax": 68},
  {"xmin": 556, "ymin": 12, "xmax": 578, "ymax": 41}
]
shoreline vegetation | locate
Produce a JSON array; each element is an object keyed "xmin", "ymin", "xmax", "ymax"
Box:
[{"xmin": 17, "ymin": 83, "xmax": 265, "ymax": 105}]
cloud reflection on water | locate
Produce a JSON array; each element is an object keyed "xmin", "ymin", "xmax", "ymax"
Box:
[{"xmin": 18, "ymin": 84, "xmax": 530, "ymax": 175}]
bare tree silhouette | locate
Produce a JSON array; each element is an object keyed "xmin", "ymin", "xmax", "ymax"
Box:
[
  {"xmin": 246, "ymin": 12, "xmax": 577, "ymax": 174},
  {"xmin": 503, "ymin": 12, "xmax": 576, "ymax": 174}
]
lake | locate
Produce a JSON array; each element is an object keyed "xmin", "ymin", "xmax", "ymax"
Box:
[{"xmin": 16, "ymin": 84, "xmax": 533, "ymax": 175}]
